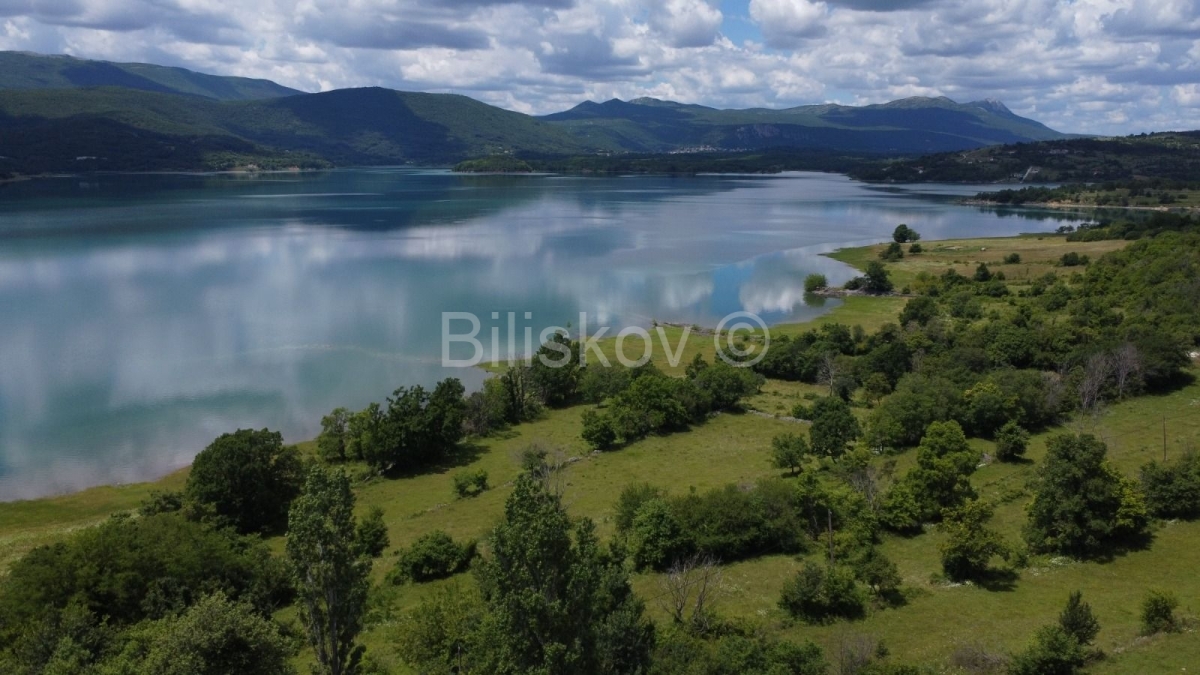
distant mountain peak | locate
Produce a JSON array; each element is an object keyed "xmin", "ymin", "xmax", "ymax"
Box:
[{"xmin": 970, "ymin": 98, "xmax": 1013, "ymax": 115}]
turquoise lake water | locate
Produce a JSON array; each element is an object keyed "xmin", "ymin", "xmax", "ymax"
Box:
[{"xmin": 0, "ymin": 169, "xmax": 1086, "ymax": 499}]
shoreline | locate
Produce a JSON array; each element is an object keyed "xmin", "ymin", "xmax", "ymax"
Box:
[
  {"xmin": 0, "ymin": 228, "xmax": 1086, "ymax": 506},
  {"xmin": 962, "ymin": 198, "xmax": 1200, "ymax": 213}
]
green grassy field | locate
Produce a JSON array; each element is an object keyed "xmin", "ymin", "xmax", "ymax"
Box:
[{"xmin": 3, "ymin": 232, "xmax": 1197, "ymax": 673}]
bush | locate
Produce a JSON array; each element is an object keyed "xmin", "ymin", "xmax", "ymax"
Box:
[
  {"xmin": 1140, "ymin": 451, "xmax": 1200, "ymax": 519},
  {"xmin": 973, "ymin": 263, "xmax": 992, "ymax": 282},
  {"xmin": 389, "ymin": 531, "xmax": 475, "ymax": 584},
  {"xmin": 452, "ymin": 469, "xmax": 489, "ymax": 498},
  {"xmin": 804, "ymin": 273, "xmax": 828, "ymax": 292},
  {"xmin": 355, "ymin": 506, "xmax": 389, "ymax": 558},
  {"xmin": 1058, "ymin": 252, "xmax": 1089, "ymax": 267},
  {"xmin": 670, "ymin": 480, "xmax": 811, "ymax": 562},
  {"xmin": 0, "ymin": 514, "xmax": 289, "ymax": 639},
  {"xmin": 995, "ymin": 421, "xmax": 1030, "ymax": 462},
  {"xmin": 613, "ymin": 483, "xmax": 664, "ymax": 534},
  {"xmin": 629, "ymin": 498, "xmax": 693, "ymax": 570},
  {"xmin": 939, "ymin": 500, "xmax": 1007, "ymax": 581},
  {"xmin": 1141, "ymin": 590, "xmax": 1180, "ymax": 635},
  {"xmin": 690, "ymin": 359, "xmax": 763, "ymax": 410},
  {"xmin": 899, "ymin": 296, "xmax": 938, "ymax": 326},
  {"xmin": 578, "ymin": 365, "xmax": 632, "ymax": 403},
  {"xmin": 909, "ymin": 243, "xmax": 923, "ymax": 254},
  {"xmin": 581, "ymin": 408, "xmax": 617, "ymax": 450},
  {"xmin": 1004, "ymin": 252, "xmax": 1022, "ymax": 264},
  {"xmin": 139, "ymin": 490, "xmax": 183, "ymax": 516},
  {"xmin": 880, "ymin": 242, "xmax": 905, "ymax": 261},
  {"xmin": 1008, "ymin": 624, "xmax": 1086, "ymax": 675},
  {"xmin": 1059, "ymin": 591, "xmax": 1100, "ymax": 647},
  {"xmin": 778, "ymin": 562, "xmax": 866, "ymax": 624},
  {"xmin": 184, "ymin": 429, "xmax": 304, "ymax": 535}
]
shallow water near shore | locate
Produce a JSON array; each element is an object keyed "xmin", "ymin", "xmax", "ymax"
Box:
[{"xmin": 0, "ymin": 169, "xmax": 1086, "ymax": 499}]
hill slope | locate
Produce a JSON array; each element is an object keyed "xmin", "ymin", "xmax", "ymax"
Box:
[
  {"xmin": 540, "ymin": 95, "xmax": 1070, "ymax": 154},
  {"xmin": 0, "ymin": 53, "xmax": 1078, "ymax": 173},
  {"xmin": 0, "ymin": 51, "xmax": 301, "ymax": 101},
  {"xmin": 849, "ymin": 132, "xmax": 1200, "ymax": 183}
]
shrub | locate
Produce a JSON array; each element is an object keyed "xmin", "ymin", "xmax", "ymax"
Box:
[
  {"xmin": 1008, "ymin": 624, "xmax": 1086, "ymax": 675},
  {"xmin": 1140, "ymin": 451, "xmax": 1200, "ymax": 519},
  {"xmin": 581, "ymin": 408, "xmax": 617, "ymax": 450},
  {"xmin": 578, "ymin": 365, "xmax": 632, "ymax": 403},
  {"xmin": 613, "ymin": 483, "xmax": 664, "ymax": 534},
  {"xmin": 778, "ymin": 562, "xmax": 866, "ymax": 624},
  {"xmin": 1141, "ymin": 590, "xmax": 1179, "ymax": 635},
  {"xmin": 0, "ymin": 514, "xmax": 289, "ymax": 637},
  {"xmin": 1058, "ymin": 252, "xmax": 1089, "ymax": 267},
  {"xmin": 184, "ymin": 429, "xmax": 304, "ymax": 535},
  {"xmin": 389, "ymin": 531, "xmax": 475, "ymax": 584},
  {"xmin": 804, "ymin": 273, "xmax": 829, "ymax": 292},
  {"xmin": 909, "ymin": 243, "xmax": 923, "ymax": 254},
  {"xmin": 973, "ymin": 263, "xmax": 993, "ymax": 282},
  {"xmin": 939, "ymin": 500, "xmax": 1008, "ymax": 581},
  {"xmin": 452, "ymin": 469, "xmax": 489, "ymax": 499},
  {"xmin": 899, "ymin": 296, "xmax": 938, "ymax": 326},
  {"xmin": 1004, "ymin": 252, "xmax": 1021, "ymax": 264},
  {"xmin": 690, "ymin": 359, "xmax": 763, "ymax": 410},
  {"xmin": 629, "ymin": 499, "xmax": 693, "ymax": 570},
  {"xmin": 995, "ymin": 421, "xmax": 1030, "ymax": 462},
  {"xmin": 880, "ymin": 242, "xmax": 905, "ymax": 261},
  {"xmin": 670, "ymin": 480, "xmax": 811, "ymax": 562},
  {"xmin": 1059, "ymin": 591, "xmax": 1100, "ymax": 647},
  {"xmin": 139, "ymin": 490, "xmax": 183, "ymax": 516},
  {"xmin": 355, "ymin": 506, "xmax": 389, "ymax": 558}
]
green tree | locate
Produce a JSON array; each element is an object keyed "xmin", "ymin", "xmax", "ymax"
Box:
[
  {"xmin": 973, "ymin": 262, "xmax": 993, "ymax": 282},
  {"xmin": 804, "ymin": 273, "xmax": 828, "ymax": 292},
  {"xmin": 354, "ymin": 506, "xmax": 389, "ymax": 559},
  {"xmin": 1024, "ymin": 434, "xmax": 1149, "ymax": 557},
  {"xmin": 1058, "ymin": 591, "xmax": 1100, "ymax": 647},
  {"xmin": 771, "ymin": 432, "xmax": 812, "ymax": 475},
  {"xmin": 939, "ymin": 500, "xmax": 1008, "ymax": 581},
  {"xmin": 778, "ymin": 562, "xmax": 866, "ymax": 624},
  {"xmin": 316, "ymin": 408, "xmax": 351, "ymax": 462},
  {"xmin": 581, "ymin": 408, "xmax": 617, "ymax": 450},
  {"xmin": 880, "ymin": 242, "xmax": 905, "ymax": 261},
  {"xmin": 995, "ymin": 421, "xmax": 1031, "ymax": 462},
  {"xmin": 136, "ymin": 592, "xmax": 295, "ymax": 675},
  {"xmin": 1008, "ymin": 624, "xmax": 1086, "ymax": 675},
  {"xmin": 899, "ymin": 296, "xmax": 938, "ymax": 327},
  {"xmin": 184, "ymin": 429, "xmax": 304, "ymax": 535},
  {"xmin": 863, "ymin": 261, "xmax": 894, "ymax": 294},
  {"xmin": 389, "ymin": 531, "xmax": 475, "ymax": 584},
  {"xmin": 286, "ymin": 467, "xmax": 370, "ymax": 675},
  {"xmin": 474, "ymin": 473, "xmax": 654, "ymax": 674},
  {"xmin": 808, "ymin": 397, "xmax": 861, "ymax": 459},
  {"xmin": 862, "ymin": 373, "xmax": 892, "ymax": 407},
  {"xmin": 629, "ymin": 498, "xmax": 693, "ymax": 570},
  {"xmin": 893, "ymin": 224, "xmax": 920, "ymax": 243}
]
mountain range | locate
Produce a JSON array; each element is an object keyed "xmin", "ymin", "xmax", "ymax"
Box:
[{"xmin": 0, "ymin": 51, "xmax": 1072, "ymax": 174}]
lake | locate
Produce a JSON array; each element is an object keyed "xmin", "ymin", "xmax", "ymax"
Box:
[{"xmin": 0, "ymin": 170, "xmax": 1086, "ymax": 499}]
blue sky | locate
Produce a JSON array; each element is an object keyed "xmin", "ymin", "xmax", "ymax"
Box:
[{"xmin": 1, "ymin": 0, "xmax": 1198, "ymax": 135}]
